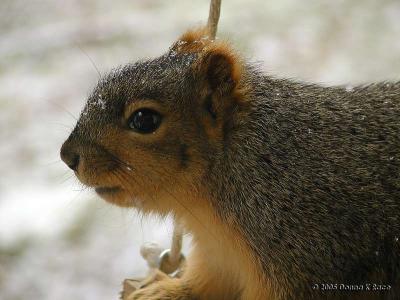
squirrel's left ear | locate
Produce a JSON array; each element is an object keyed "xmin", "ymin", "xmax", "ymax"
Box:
[{"xmin": 197, "ymin": 44, "xmax": 242, "ymax": 95}]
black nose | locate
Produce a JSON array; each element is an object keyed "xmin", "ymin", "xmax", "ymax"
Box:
[{"xmin": 60, "ymin": 142, "xmax": 80, "ymax": 171}]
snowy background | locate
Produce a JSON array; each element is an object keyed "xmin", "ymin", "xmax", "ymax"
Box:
[{"xmin": 0, "ymin": 0, "xmax": 399, "ymax": 299}]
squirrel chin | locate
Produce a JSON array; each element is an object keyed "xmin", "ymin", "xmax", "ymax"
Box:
[{"xmin": 96, "ymin": 188, "xmax": 143, "ymax": 208}]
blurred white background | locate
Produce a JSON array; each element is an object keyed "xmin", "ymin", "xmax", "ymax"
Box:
[{"xmin": 0, "ymin": 0, "xmax": 399, "ymax": 299}]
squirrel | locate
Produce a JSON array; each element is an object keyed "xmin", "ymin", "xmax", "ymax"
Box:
[{"xmin": 60, "ymin": 27, "xmax": 400, "ymax": 300}]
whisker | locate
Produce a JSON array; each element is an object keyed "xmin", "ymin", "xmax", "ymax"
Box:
[
  {"xmin": 59, "ymin": 174, "xmax": 74, "ymax": 185},
  {"xmin": 75, "ymin": 43, "xmax": 102, "ymax": 78},
  {"xmin": 42, "ymin": 159, "xmax": 63, "ymax": 167},
  {"xmin": 47, "ymin": 122, "xmax": 74, "ymax": 130},
  {"xmin": 47, "ymin": 99, "xmax": 78, "ymax": 121}
]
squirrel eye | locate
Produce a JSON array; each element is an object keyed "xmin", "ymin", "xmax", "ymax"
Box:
[{"xmin": 128, "ymin": 109, "xmax": 162, "ymax": 134}]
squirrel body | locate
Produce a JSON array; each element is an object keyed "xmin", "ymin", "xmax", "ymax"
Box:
[{"xmin": 61, "ymin": 29, "xmax": 400, "ymax": 299}]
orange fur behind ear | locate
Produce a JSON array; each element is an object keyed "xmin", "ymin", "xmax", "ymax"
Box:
[
  {"xmin": 171, "ymin": 27, "xmax": 243, "ymax": 89},
  {"xmin": 177, "ymin": 27, "xmax": 210, "ymax": 48}
]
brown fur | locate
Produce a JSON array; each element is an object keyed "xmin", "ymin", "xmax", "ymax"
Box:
[{"xmin": 61, "ymin": 28, "xmax": 400, "ymax": 299}]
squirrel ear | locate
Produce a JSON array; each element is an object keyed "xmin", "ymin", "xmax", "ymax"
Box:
[
  {"xmin": 199, "ymin": 46, "xmax": 242, "ymax": 94},
  {"xmin": 172, "ymin": 28, "xmax": 242, "ymax": 94}
]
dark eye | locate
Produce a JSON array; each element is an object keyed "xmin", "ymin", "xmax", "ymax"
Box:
[{"xmin": 128, "ymin": 109, "xmax": 162, "ymax": 133}]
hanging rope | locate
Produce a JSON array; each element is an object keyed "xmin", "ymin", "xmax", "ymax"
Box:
[
  {"xmin": 207, "ymin": 0, "xmax": 221, "ymax": 39},
  {"xmin": 158, "ymin": 220, "xmax": 185, "ymax": 275}
]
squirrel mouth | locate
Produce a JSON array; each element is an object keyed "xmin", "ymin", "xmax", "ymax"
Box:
[{"xmin": 95, "ymin": 186, "xmax": 122, "ymax": 195}]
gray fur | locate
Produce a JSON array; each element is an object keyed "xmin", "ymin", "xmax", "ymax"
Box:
[{"xmin": 208, "ymin": 66, "xmax": 400, "ymax": 299}]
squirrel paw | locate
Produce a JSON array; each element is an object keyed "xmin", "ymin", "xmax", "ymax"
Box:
[
  {"xmin": 123, "ymin": 270, "xmax": 191, "ymax": 300},
  {"xmin": 126, "ymin": 280, "xmax": 190, "ymax": 300}
]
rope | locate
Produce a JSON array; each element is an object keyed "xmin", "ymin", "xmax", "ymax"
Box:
[
  {"xmin": 169, "ymin": 220, "xmax": 184, "ymax": 267},
  {"xmin": 207, "ymin": 0, "xmax": 221, "ymax": 39},
  {"xmin": 158, "ymin": 220, "xmax": 185, "ymax": 275}
]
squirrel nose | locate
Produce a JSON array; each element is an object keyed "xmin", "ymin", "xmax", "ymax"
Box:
[{"xmin": 60, "ymin": 142, "xmax": 80, "ymax": 171}]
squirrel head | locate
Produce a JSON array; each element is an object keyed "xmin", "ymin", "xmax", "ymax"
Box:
[{"xmin": 60, "ymin": 28, "xmax": 249, "ymax": 213}]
